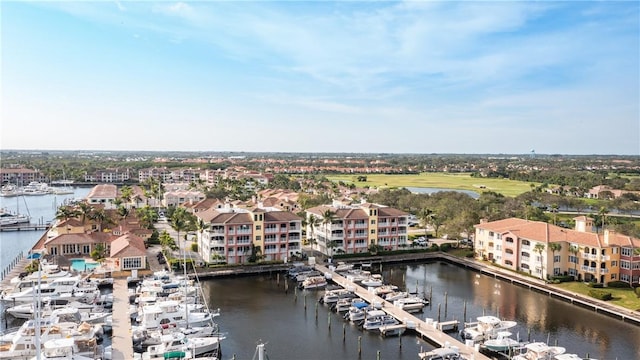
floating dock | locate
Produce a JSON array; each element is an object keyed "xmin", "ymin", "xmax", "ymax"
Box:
[{"xmin": 315, "ymin": 264, "xmax": 491, "ymax": 360}]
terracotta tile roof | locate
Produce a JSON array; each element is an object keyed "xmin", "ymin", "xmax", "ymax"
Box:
[
  {"xmin": 264, "ymin": 212, "xmax": 301, "ymax": 222},
  {"xmin": 110, "ymin": 234, "xmax": 146, "ymax": 258},
  {"xmin": 87, "ymin": 184, "xmax": 118, "ymax": 199},
  {"xmin": 204, "ymin": 211, "xmax": 252, "ymax": 225},
  {"xmin": 44, "ymin": 232, "xmax": 113, "ymax": 246},
  {"xmin": 476, "ymin": 217, "xmax": 640, "ymax": 249},
  {"xmin": 378, "ymin": 207, "xmax": 408, "ymax": 217}
]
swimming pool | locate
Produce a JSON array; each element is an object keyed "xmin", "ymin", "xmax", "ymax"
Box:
[{"xmin": 70, "ymin": 258, "xmax": 99, "ymax": 272}]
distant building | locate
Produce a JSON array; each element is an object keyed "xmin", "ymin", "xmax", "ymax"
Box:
[
  {"xmin": 0, "ymin": 168, "xmax": 45, "ymax": 184},
  {"xmin": 86, "ymin": 184, "xmax": 118, "ymax": 210},
  {"xmin": 84, "ymin": 168, "xmax": 131, "ymax": 183}
]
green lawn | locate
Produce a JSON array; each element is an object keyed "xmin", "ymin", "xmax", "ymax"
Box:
[
  {"xmin": 327, "ymin": 173, "xmax": 537, "ymax": 197},
  {"xmin": 554, "ymin": 282, "xmax": 640, "ymax": 311}
]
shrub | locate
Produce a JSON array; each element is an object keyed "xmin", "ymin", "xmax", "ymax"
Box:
[
  {"xmin": 440, "ymin": 243, "xmax": 452, "ymax": 252},
  {"xmin": 607, "ymin": 281, "xmax": 631, "ymax": 288},
  {"xmin": 588, "ymin": 289, "xmax": 612, "ymax": 301},
  {"xmin": 550, "ymin": 275, "xmax": 574, "ymax": 283},
  {"xmin": 635, "ymin": 287, "xmax": 640, "ymax": 298},
  {"xmin": 588, "ymin": 282, "xmax": 604, "ymax": 288}
]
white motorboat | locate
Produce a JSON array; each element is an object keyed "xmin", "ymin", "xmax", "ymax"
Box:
[
  {"xmin": 301, "ymin": 276, "xmax": 328, "ymax": 290},
  {"xmin": 137, "ymin": 300, "xmax": 217, "ymax": 330},
  {"xmin": 295, "ymin": 270, "xmax": 323, "ymax": 282},
  {"xmin": 0, "ymin": 208, "xmax": 30, "ymax": 226},
  {"xmin": 482, "ymin": 331, "xmax": 523, "ymax": 353},
  {"xmin": 1, "ymin": 279, "xmax": 100, "ymax": 305},
  {"xmin": 418, "ymin": 346, "xmax": 463, "ymax": 360},
  {"xmin": 554, "ymin": 354, "xmax": 597, "ymax": 360},
  {"xmin": 511, "ymin": 342, "xmax": 566, "ymax": 360},
  {"xmin": 5, "ymin": 299, "xmax": 103, "ymax": 321},
  {"xmin": 360, "ymin": 274, "xmax": 384, "ymax": 287},
  {"xmin": 141, "ymin": 331, "xmax": 222, "ymax": 358},
  {"xmin": 321, "ymin": 288, "xmax": 353, "ymax": 304},
  {"xmin": 393, "ymin": 296, "xmax": 428, "ymax": 313},
  {"xmin": 30, "ymin": 338, "xmax": 95, "ymax": 360},
  {"xmin": 384, "ymin": 291, "xmax": 409, "ymax": 302},
  {"xmin": 345, "ymin": 302, "xmax": 374, "ymax": 322},
  {"xmin": 461, "ymin": 316, "xmax": 517, "ymax": 343},
  {"xmin": 373, "ymin": 284, "xmax": 399, "ymax": 297},
  {"xmin": 362, "ymin": 314, "xmax": 399, "ymax": 331},
  {"xmin": 334, "ymin": 297, "xmax": 365, "ymax": 313},
  {"xmin": 379, "ymin": 323, "xmax": 406, "ymax": 337}
]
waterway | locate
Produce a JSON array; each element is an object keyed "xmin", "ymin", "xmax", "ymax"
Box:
[
  {"xmin": 0, "ymin": 188, "xmax": 90, "ymax": 275},
  {"xmin": 202, "ymin": 262, "xmax": 640, "ymax": 360},
  {"xmin": 405, "ymin": 187, "xmax": 480, "ymax": 199}
]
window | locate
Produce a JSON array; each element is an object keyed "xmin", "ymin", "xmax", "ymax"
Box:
[
  {"xmin": 256, "ymin": 235, "xmax": 261, "ymax": 241},
  {"xmin": 569, "ymin": 255, "xmax": 578, "ymax": 264},
  {"xmin": 505, "ymin": 260, "xmax": 513, "ymax": 266},
  {"xmin": 505, "ymin": 249, "xmax": 514, "ymax": 255},
  {"xmin": 554, "ymin": 267, "xmax": 561, "ymax": 275},
  {"xmin": 255, "ymin": 225, "xmax": 261, "ymax": 230},
  {"xmin": 122, "ymin": 257, "xmax": 142, "ymax": 269},
  {"xmin": 611, "ymin": 261, "xmax": 617, "ymax": 267},
  {"xmin": 521, "ymin": 263, "xmax": 530, "ymax": 269},
  {"xmin": 554, "ymin": 255, "xmax": 561, "ymax": 263},
  {"xmin": 371, "ymin": 219, "xmax": 376, "ymax": 225},
  {"xmin": 370, "ymin": 229, "xmax": 375, "ymax": 234},
  {"xmin": 522, "ymin": 240, "xmax": 530, "ymax": 246},
  {"xmin": 611, "ymin": 274, "xmax": 617, "ymax": 280},
  {"xmin": 83, "ymin": 245, "xmax": 90, "ymax": 254},
  {"xmin": 621, "ymin": 274, "xmax": 630, "ymax": 282},
  {"xmin": 521, "ymin": 252, "xmax": 530, "ymax": 258},
  {"xmin": 505, "ymin": 237, "xmax": 514, "ymax": 243},
  {"xmin": 621, "ymin": 261, "xmax": 630, "ymax": 269},
  {"xmin": 489, "ymin": 231, "xmax": 494, "ymax": 237},
  {"xmin": 622, "ymin": 247, "xmax": 632, "ymax": 256}
]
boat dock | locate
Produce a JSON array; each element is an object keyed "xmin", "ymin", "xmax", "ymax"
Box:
[
  {"xmin": 314, "ymin": 264, "xmax": 490, "ymax": 360},
  {"xmin": 0, "ymin": 224, "xmax": 50, "ymax": 232},
  {"xmin": 110, "ymin": 278, "xmax": 133, "ymax": 360}
]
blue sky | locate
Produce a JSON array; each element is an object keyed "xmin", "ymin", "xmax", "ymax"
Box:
[{"xmin": 2, "ymin": 1, "xmax": 639, "ymax": 155}]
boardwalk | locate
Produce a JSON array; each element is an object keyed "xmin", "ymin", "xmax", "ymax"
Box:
[
  {"xmin": 315, "ymin": 264, "xmax": 490, "ymax": 360},
  {"xmin": 111, "ymin": 278, "xmax": 133, "ymax": 360}
]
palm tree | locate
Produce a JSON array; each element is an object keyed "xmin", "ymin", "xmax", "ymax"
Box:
[
  {"xmin": 307, "ymin": 215, "xmax": 319, "ymax": 248},
  {"xmin": 550, "ymin": 203, "xmax": 559, "ymax": 225},
  {"xmin": 117, "ymin": 205, "xmax": 129, "ymax": 220},
  {"xmin": 568, "ymin": 245, "xmax": 579, "ymax": 278},
  {"xmin": 418, "ymin": 208, "xmax": 434, "ymax": 238},
  {"xmin": 76, "ymin": 202, "xmax": 92, "ymax": 225},
  {"xmin": 533, "ymin": 243, "xmax": 546, "ymax": 279},
  {"xmin": 195, "ymin": 217, "xmax": 207, "ymax": 260},
  {"xmin": 548, "ymin": 242, "xmax": 562, "ymax": 275},
  {"xmin": 90, "ymin": 208, "xmax": 108, "ymax": 232},
  {"xmin": 321, "ymin": 209, "xmax": 336, "ymax": 260},
  {"xmin": 598, "ymin": 206, "xmax": 608, "ymax": 233},
  {"xmin": 55, "ymin": 206, "xmax": 78, "ymax": 234}
]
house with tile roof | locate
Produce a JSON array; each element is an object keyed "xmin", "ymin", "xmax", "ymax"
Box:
[
  {"xmin": 86, "ymin": 184, "xmax": 118, "ymax": 210},
  {"xmin": 474, "ymin": 217, "xmax": 640, "ymax": 285},
  {"xmin": 305, "ymin": 203, "xmax": 409, "ymax": 257},
  {"xmin": 195, "ymin": 207, "xmax": 302, "ymax": 265}
]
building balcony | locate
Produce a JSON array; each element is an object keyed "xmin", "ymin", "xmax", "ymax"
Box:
[
  {"xmin": 600, "ymin": 268, "xmax": 609, "ymax": 274},
  {"xmin": 587, "ymin": 254, "xmax": 598, "ymax": 261},
  {"xmin": 600, "ymin": 255, "xmax": 610, "ymax": 261},
  {"xmin": 264, "ymin": 228, "xmax": 279, "ymax": 234},
  {"xmin": 521, "ymin": 245, "xmax": 531, "ymax": 251},
  {"xmin": 581, "ymin": 266, "xmax": 597, "ymax": 273}
]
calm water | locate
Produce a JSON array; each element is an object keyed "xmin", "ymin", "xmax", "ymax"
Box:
[
  {"xmin": 405, "ymin": 187, "xmax": 480, "ymax": 199},
  {"xmin": 203, "ymin": 262, "xmax": 640, "ymax": 360},
  {"xmin": 0, "ymin": 188, "xmax": 90, "ymax": 274}
]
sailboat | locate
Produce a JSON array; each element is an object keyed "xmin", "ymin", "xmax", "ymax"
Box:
[{"xmin": 0, "ymin": 195, "xmax": 31, "ymax": 226}]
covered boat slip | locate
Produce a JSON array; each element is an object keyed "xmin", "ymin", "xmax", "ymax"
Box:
[{"xmin": 315, "ymin": 264, "xmax": 491, "ymax": 360}]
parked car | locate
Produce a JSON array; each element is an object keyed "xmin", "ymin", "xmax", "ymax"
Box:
[{"xmin": 414, "ymin": 237, "xmax": 429, "ymax": 246}]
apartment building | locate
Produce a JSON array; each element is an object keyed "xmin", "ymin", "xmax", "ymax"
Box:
[
  {"xmin": 474, "ymin": 217, "xmax": 640, "ymax": 285},
  {"xmin": 84, "ymin": 168, "xmax": 131, "ymax": 183},
  {"xmin": 305, "ymin": 203, "xmax": 409, "ymax": 256},
  {"xmin": 196, "ymin": 207, "xmax": 302, "ymax": 265},
  {"xmin": 0, "ymin": 168, "xmax": 45, "ymax": 184}
]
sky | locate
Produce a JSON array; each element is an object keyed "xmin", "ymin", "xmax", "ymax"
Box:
[{"xmin": 1, "ymin": 1, "xmax": 639, "ymax": 155}]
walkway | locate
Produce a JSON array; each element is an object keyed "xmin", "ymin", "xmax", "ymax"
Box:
[
  {"xmin": 315, "ymin": 264, "xmax": 490, "ymax": 360},
  {"xmin": 110, "ymin": 278, "xmax": 133, "ymax": 360}
]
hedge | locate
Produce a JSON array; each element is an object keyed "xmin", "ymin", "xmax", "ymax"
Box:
[
  {"xmin": 588, "ymin": 283, "xmax": 604, "ymax": 288},
  {"xmin": 607, "ymin": 281, "xmax": 631, "ymax": 288},
  {"xmin": 550, "ymin": 275, "xmax": 574, "ymax": 283},
  {"xmin": 588, "ymin": 289, "xmax": 612, "ymax": 301}
]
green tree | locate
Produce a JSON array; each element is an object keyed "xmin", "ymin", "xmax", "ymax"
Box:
[
  {"xmin": 90, "ymin": 243, "xmax": 107, "ymax": 263},
  {"xmin": 321, "ymin": 209, "xmax": 336, "ymax": 258},
  {"xmin": 568, "ymin": 245, "xmax": 579, "ymax": 277}
]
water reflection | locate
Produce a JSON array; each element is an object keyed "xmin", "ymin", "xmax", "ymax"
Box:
[{"xmin": 203, "ymin": 262, "xmax": 640, "ymax": 360}]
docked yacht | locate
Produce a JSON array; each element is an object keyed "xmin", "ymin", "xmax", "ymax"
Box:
[
  {"xmin": 393, "ymin": 296, "xmax": 429, "ymax": 313},
  {"xmin": 482, "ymin": 331, "xmax": 523, "ymax": 353},
  {"xmin": 136, "ymin": 300, "xmax": 218, "ymax": 330},
  {"xmin": 0, "ymin": 208, "xmax": 30, "ymax": 226},
  {"xmin": 300, "ymin": 276, "xmax": 328, "ymax": 290},
  {"xmin": 362, "ymin": 314, "xmax": 399, "ymax": 331},
  {"xmin": 418, "ymin": 346, "xmax": 463, "ymax": 360},
  {"xmin": 460, "ymin": 316, "xmax": 517, "ymax": 343},
  {"xmin": 511, "ymin": 342, "xmax": 566, "ymax": 360},
  {"xmin": 140, "ymin": 330, "xmax": 222, "ymax": 358},
  {"xmin": 30, "ymin": 338, "xmax": 96, "ymax": 360}
]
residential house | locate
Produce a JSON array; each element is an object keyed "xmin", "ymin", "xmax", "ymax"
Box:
[
  {"xmin": 196, "ymin": 207, "xmax": 302, "ymax": 265},
  {"xmin": 474, "ymin": 217, "xmax": 640, "ymax": 285},
  {"xmin": 86, "ymin": 184, "xmax": 118, "ymax": 210},
  {"xmin": 305, "ymin": 203, "xmax": 409, "ymax": 256}
]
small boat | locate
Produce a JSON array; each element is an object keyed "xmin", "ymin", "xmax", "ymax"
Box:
[
  {"xmin": 393, "ymin": 296, "xmax": 428, "ymax": 313},
  {"xmin": 0, "ymin": 208, "xmax": 30, "ymax": 226},
  {"xmin": 379, "ymin": 323, "xmax": 406, "ymax": 337},
  {"xmin": 362, "ymin": 314, "xmax": 399, "ymax": 331},
  {"xmin": 418, "ymin": 346, "xmax": 463, "ymax": 360},
  {"xmin": 511, "ymin": 342, "xmax": 566, "ymax": 360},
  {"xmin": 321, "ymin": 288, "xmax": 353, "ymax": 304},
  {"xmin": 373, "ymin": 284, "xmax": 399, "ymax": 297},
  {"xmin": 460, "ymin": 316, "xmax": 517, "ymax": 343},
  {"xmin": 334, "ymin": 297, "xmax": 365, "ymax": 313},
  {"xmin": 360, "ymin": 274, "xmax": 384, "ymax": 287},
  {"xmin": 30, "ymin": 338, "xmax": 95, "ymax": 360},
  {"xmin": 384, "ymin": 291, "xmax": 409, "ymax": 302},
  {"xmin": 301, "ymin": 276, "xmax": 327, "ymax": 290},
  {"xmin": 482, "ymin": 331, "xmax": 522, "ymax": 353}
]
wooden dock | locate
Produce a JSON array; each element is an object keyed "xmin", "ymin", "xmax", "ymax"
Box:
[
  {"xmin": 315, "ymin": 264, "xmax": 490, "ymax": 360},
  {"xmin": 0, "ymin": 224, "xmax": 50, "ymax": 232}
]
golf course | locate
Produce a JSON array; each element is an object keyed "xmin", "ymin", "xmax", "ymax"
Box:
[{"xmin": 327, "ymin": 172, "xmax": 537, "ymax": 197}]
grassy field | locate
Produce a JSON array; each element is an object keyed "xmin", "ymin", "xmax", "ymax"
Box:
[
  {"xmin": 327, "ymin": 173, "xmax": 537, "ymax": 197},
  {"xmin": 554, "ymin": 282, "xmax": 640, "ymax": 311}
]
